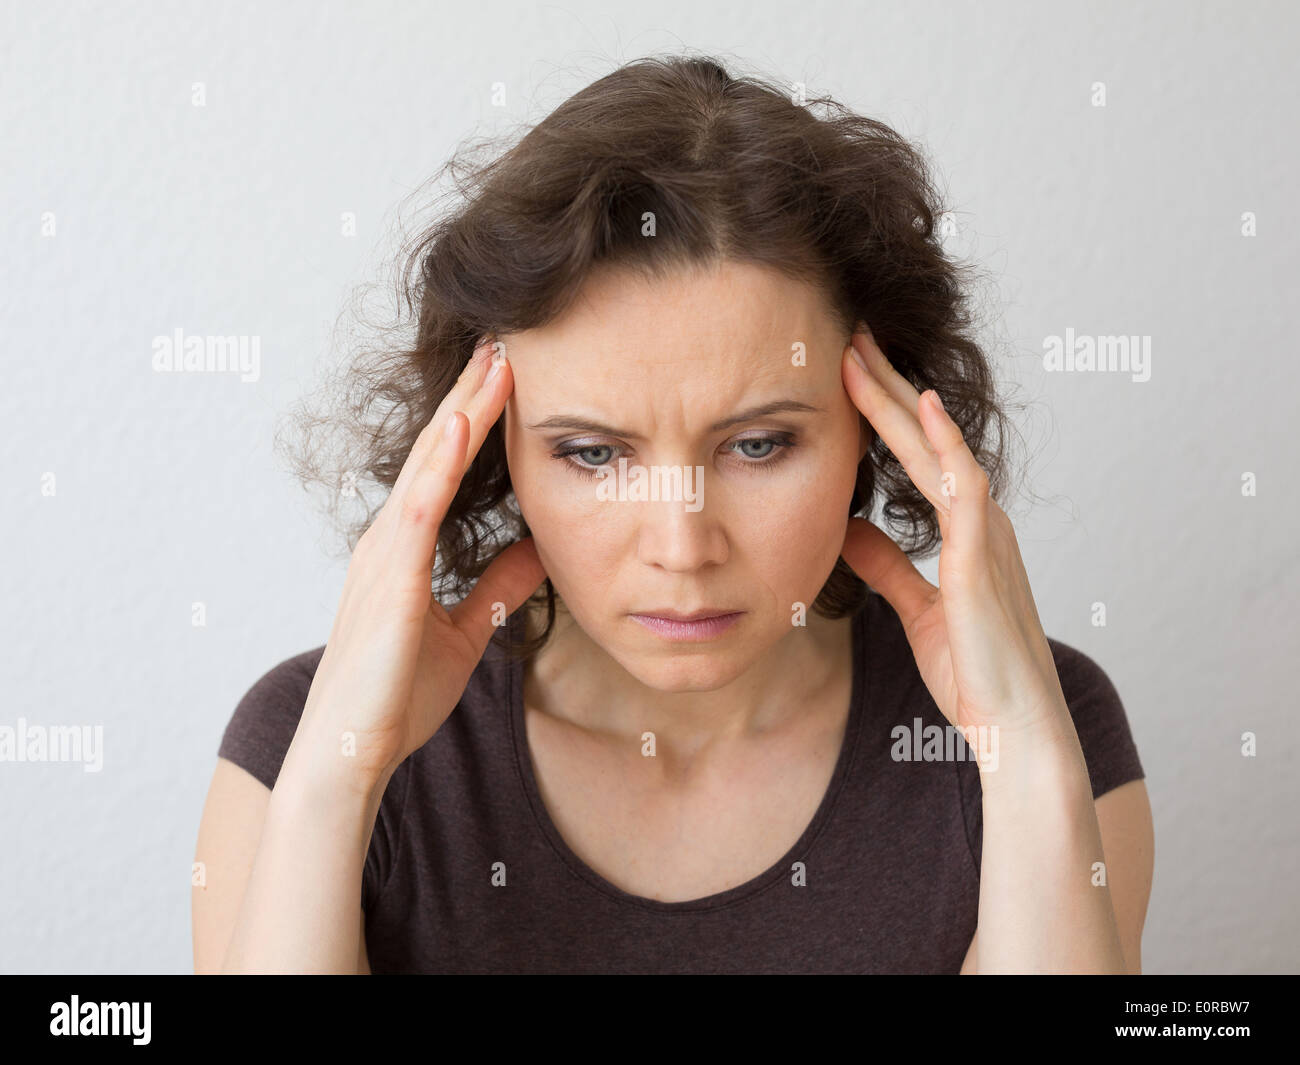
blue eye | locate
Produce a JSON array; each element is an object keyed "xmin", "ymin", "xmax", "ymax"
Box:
[
  {"xmin": 549, "ymin": 443, "xmax": 617, "ymax": 474},
  {"xmin": 566, "ymin": 444, "xmax": 615, "ymax": 467},
  {"xmin": 733, "ymin": 438, "xmax": 777, "ymax": 459},
  {"xmin": 550, "ymin": 435, "xmax": 796, "ymax": 479}
]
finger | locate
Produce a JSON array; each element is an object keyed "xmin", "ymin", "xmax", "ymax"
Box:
[
  {"xmin": 841, "ymin": 338, "xmax": 950, "ymax": 519},
  {"xmin": 386, "ymin": 408, "xmax": 470, "ymax": 583},
  {"xmin": 840, "ymin": 517, "xmax": 936, "ymax": 630},
  {"xmin": 918, "ymin": 387, "xmax": 990, "ymax": 567},
  {"xmin": 853, "ymin": 328, "xmax": 957, "ymax": 533},
  {"xmin": 384, "ymin": 342, "xmax": 516, "ymax": 587},
  {"xmin": 387, "ymin": 337, "xmax": 498, "ymax": 509},
  {"xmin": 851, "ymin": 328, "xmax": 994, "ymax": 565},
  {"xmin": 853, "ymin": 327, "xmax": 931, "ymax": 441},
  {"xmin": 448, "ymin": 536, "xmax": 549, "ymax": 652},
  {"xmin": 451, "ymin": 340, "xmax": 513, "ymax": 478}
]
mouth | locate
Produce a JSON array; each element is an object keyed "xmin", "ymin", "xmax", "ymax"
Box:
[{"xmin": 628, "ymin": 610, "xmax": 744, "ymax": 641}]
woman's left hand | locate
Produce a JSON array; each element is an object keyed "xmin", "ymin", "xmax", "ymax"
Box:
[{"xmin": 838, "ymin": 326, "xmax": 1070, "ymax": 742}]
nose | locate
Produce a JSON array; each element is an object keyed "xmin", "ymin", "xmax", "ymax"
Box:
[{"xmin": 633, "ymin": 480, "xmax": 729, "ymax": 573}]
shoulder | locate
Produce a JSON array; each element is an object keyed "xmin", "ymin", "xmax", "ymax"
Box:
[
  {"xmin": 1043, "ymin": 637, "xmax": 1145, "ymax": 800},
  {"xmin": 217, "ymin": 629, "xmax": 518, "ymax": 793},
  {"xmin": 217, "ymin": 646, "xmax": 326, "ymax": 791},
  {"xmin": 1046, "ymin": 637, "xmax": 1118, "ymax": 703},
  {"xmin": 232, "ymin": 645, "xmax": 325, "ymax": 720},
  {"xmin": 247, "ymin": 645, "xmax": 325, "ymax": 701}
]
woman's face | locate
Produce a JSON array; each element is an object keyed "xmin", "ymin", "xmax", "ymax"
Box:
[{"xmin": 500, "ymin": 258, "xmax": 869, "ymax": 691}]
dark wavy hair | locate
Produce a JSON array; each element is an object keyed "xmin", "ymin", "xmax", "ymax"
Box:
[{"xmin": 279, "ymin": 52, "xmax": 1026, "ymax": 661}]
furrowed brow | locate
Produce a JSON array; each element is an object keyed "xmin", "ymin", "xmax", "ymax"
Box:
[{"xmin": 526, "ymin": 400, "xmax": 824, "ymax": 439}]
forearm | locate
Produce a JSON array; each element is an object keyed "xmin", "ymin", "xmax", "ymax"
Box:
[
  {"xmin": 974, "ymin": 712, "xmax": 1127, "ymax": 974},
  {"xmin": 221, "ymin": 723, "xmax": 391, "ymax": 974}
]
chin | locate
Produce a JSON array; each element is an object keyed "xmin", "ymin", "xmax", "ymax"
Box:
[
  {"xmin": 621, "ymin": 657, "xmax": 748, "ymax": 694},
  {"xmin": 611, "ymin": 628, "xmax": 761, "ymax": 693}
]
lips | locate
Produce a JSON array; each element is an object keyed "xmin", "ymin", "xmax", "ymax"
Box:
[
  {"xmin": 628, "ymin": 611, "xmax": 744, "ymax": 642},
  {"xmin": 633, "ymin": 608, "xmax": 739, "ymax": 621}
]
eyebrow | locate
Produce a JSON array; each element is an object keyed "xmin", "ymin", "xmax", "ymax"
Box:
[{"xmin": 525, "ymin": 399, "xmax": 825, "ymax": 439}]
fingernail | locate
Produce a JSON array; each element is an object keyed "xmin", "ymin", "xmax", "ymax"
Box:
[
  {"xmin": 443, "ymin": 411, "xmax": 462, "ymax": 442},
  {"xmin": 485, "ymin": 348, "xmax": 507, "ymax": 384},
  {"xmin": 932, "ymin": 391, "xmax": 944, "ymax": 412}
]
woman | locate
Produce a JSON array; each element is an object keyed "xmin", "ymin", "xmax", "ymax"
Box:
[{"xmin": 193, "ymin": 54, "xmax": 1152, "ymax": 974}]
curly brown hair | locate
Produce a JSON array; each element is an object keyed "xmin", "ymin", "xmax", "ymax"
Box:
[{"xmin": 278, "ymin": 51, "xmax": 1026, "ymax": 661}]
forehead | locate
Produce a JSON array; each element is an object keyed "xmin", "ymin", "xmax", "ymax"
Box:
[{"xmin": 502, "ymin": 260, "xmax": 841, "ymax": 389}]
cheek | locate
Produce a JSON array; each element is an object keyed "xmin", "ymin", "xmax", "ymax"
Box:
[
  {"xmin": 740, "ymin": 476, "xmax": 849, "ymax": 580},
  {"xmin": 507, "ymin": 451, "xmax": 622, "ymax": 582},
  {"xmin": 736, "ymin": 439, "xmax": 859, "ymax": 581}
]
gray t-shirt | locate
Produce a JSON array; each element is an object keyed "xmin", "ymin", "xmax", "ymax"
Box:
[{"xmin": 216, "ymin": 589, "xmax": 1145, "ymax": 973}]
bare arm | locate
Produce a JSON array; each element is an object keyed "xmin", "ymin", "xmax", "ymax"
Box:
[
  {"xmin": 193, "ymin": 758, "xmax": 270, "ymax": 974},
  {"xmin": 193, "ymin": 747, "xmax": 389, "ymax": 974},
  {"xmin": 194, "ymin": 338, "xmax": 545, "ymax": 975},
  {"xmin": 970, "ymin": 715, "xmax": 1148, "ymax": 973},
  {"xmin": 958, "ymin": 777, "xmax": 1154, "ymax": 974},
  {"xmin": 220, "ymin": 727, "xmax": 392, "ymax": 973}
]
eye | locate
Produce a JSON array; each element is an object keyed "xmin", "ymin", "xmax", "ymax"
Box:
[
  {"xmin": 732, "ymin": 438, "xmax": 778, "ymax": 460},
  {"xmin": 550, "ymin": 434, "xmax": 796, "ymax": 479},
  {"xmin": 725, "ymin": 434, "xmax": 796, "ymax": 469},
  {"xmin": 549, "ymin": 443, "xmax": 618, "ymax": 472}
]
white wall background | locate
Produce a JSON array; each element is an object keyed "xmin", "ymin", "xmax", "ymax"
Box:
[{"xmin": 2, "ymin": 0, "xmax": 1295, "ymax": 974}]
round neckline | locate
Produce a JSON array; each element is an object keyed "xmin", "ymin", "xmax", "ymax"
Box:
[{"xmin": 506, "ymin": 606, "xmax": 869, "ymax": 914}]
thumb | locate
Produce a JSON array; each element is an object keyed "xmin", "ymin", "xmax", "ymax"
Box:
[
  {"xmin": 840, "ymin": 518, "xmax": 935, "ymax": 630},
  {"xmin": 448, "ymin": 537, "xmax": 549, "ymax": 652}
]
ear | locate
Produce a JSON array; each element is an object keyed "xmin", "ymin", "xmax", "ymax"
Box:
[{"xmin": 857, "ymin": 415, "xmax": 873, "ymax": 462}]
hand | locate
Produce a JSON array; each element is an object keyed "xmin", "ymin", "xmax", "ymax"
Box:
[
  {"xmin": 299, "ymin": 338, "xmax": 547, "ymax": 788},
  {"xmin": 838, "ymin": 327, "xmax": 1069, "ymax": 741}
]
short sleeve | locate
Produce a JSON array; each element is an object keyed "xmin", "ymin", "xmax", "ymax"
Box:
[
  {"xmin": 216, "ymin": 646, "xmax": 408, "ymax": 912},
  {"xmin": 958, "ymin": 638, "xmax": 1145, "ymax": 870},
  {"xmin": 1047, "ymin": 639, "xmax": 1145, "ymax": 800},
  {"xmin": 218, "ymin": 647, "xmax": 325, "ymax": 790}
]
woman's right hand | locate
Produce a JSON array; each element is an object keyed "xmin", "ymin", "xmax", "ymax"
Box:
[{"xmin": 297, "ymin": 338, "xmax": 546, "ymax": 791}]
